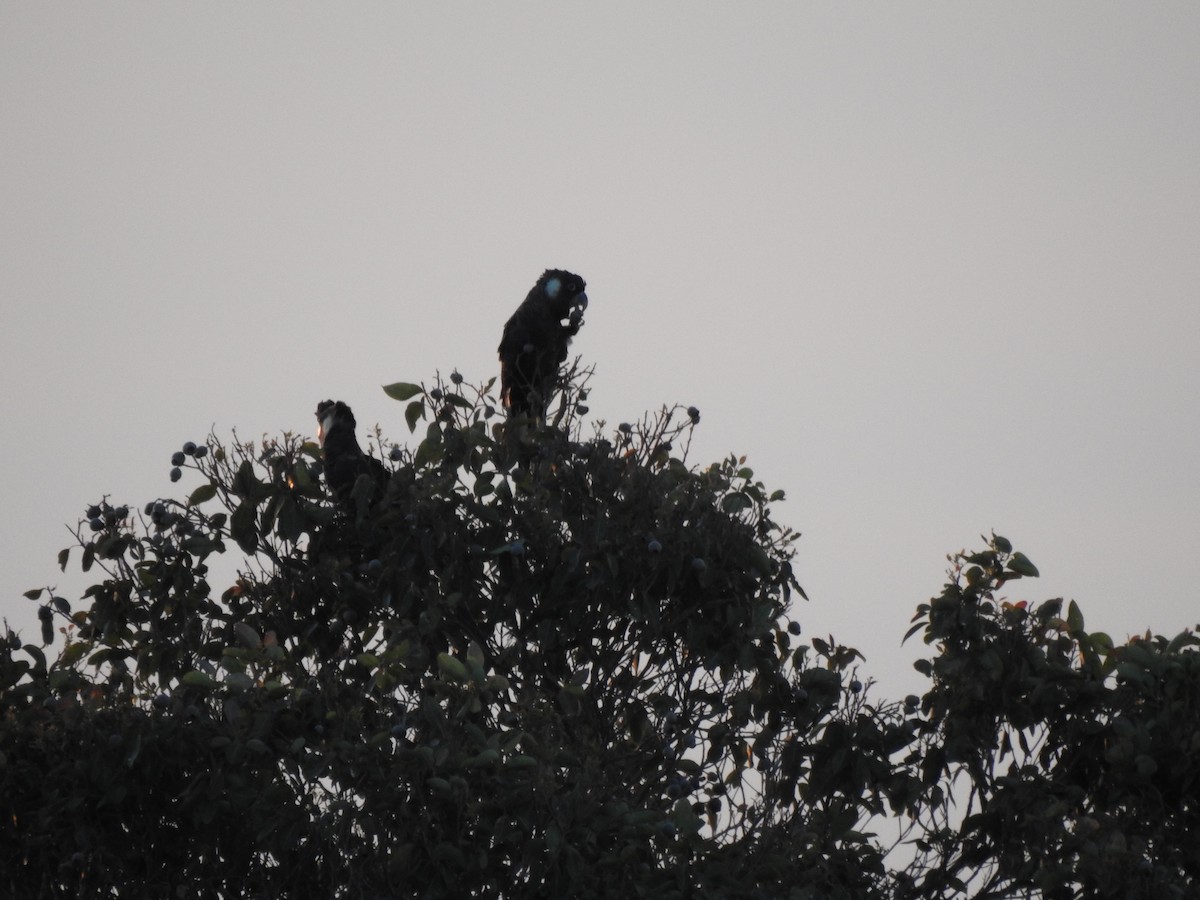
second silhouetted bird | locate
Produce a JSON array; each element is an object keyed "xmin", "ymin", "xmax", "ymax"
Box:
[{"xmin": 315, "ymin": 400, "xmax": 388, "ymax": 510}]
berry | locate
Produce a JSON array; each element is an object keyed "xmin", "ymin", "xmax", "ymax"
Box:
[
  {"xmin": 787, "ymin": 621, "xmax": 802, "ymax": 636},
  {"xmin": 450, "ymin": 371, "xmax": 463, "ymax": 385},
  {"xmin": 114, "ymin": 506, "xmax": 128, "ymax": 520},
  {"xmin": 86, "ymin": 504, "xmax": 102, "ymax": 519},
  {"xmin": 618, "ymin": 422, "xmax": 632, "ymax": 434},
  {"xmin": 849, "ymin": 680, "xmax": 863, "ymax": 694},
  {"xmin": 182, "ymin": 441, "xmax": 198, "ymax": 455},
  {"xmin": 194, "ymin": 445, "xmax": 208, "ymax": 458},
  {"xmin": 389, "ymin": 447, "xmax": 403, "ymax": 461},
  {"xmin": 152, "ymin": 693, "xmax": 170, "ymax": 710},
  {"xmin": 171, "ymin": 451, "xmax": 186, "ymax": 466},
  {"xmin": 576, "ymin": 404, "xmax": 589, "ymax": 415},
  {"xmin": 430, "ymin": 388, "xmax": 443, "ymax": 401},
  {"xmin": 170, "ymin": 467, "xmax": 182, "ymax": 483},
  {"xmin": 89, "ymin": 517, "xmax": 104, "ymax": 532},
  {"xmin": 647, "ymin": 539, "xmax": 662, "ymax": 553},
  {"xmin": 367, "ymin": 559, "xmax": 383, "ymax": 576},
  {"xmin": 687, "ymin": 406, "xmax": 700, "ymax": 423}
]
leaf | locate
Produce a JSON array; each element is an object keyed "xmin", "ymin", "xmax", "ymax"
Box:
[
  {"xmin": 469, "ymin": 748, "xmax": 500, "ymax": 768},
  {"xmin": 57, "ymin": 548, "xmax": 70, "ymax": 572},
  {"xmin": 25, "ymin": 645, "xmax": 47, "ymax": 672},
  {"xmin": 1007, "ymin": 552, "xmax": 1039, "ymax": 578},
  {"xmin": 189, "ymin": 483, "xmax": 218, "ymax": 506},
  {"xmin": 230, "ymin": 501, "xmax": 259, "ymax": 555},
  {"xmin": 1067, "ymin": 600, "xmax": 1085, "ymax": 634},
  {"xmin": 276, "ymin": 496, "xmax": 304, "ymax": 543},
  {"xmin": 1167, "ymin": 630, "xmax": 1200, "ymax": 654},
  {"xmin": 59, "ymin": 642, "xmax": 87, "ymax": 667},
  {"xmin": 181, "ymin": 670, "xmax": 220, "ymax": 690},
  {"xmin": 383, "ymin": 382, "xmax": 424, "ymax": 402},
  {"xmin": 467, "ymin": 641, "xmax": 485, "ymax": 668},
  {"xmin": 672, "ymin": 798, "xmax": 704, "ymax": 835},
  {"xmin": 437, "ymin": 652, "xmax": 469, "ymax": 683},
  {"xmin": 22, "ymin": 588, "xmax": 43, "ymax": 601},
  {"xmin": 233, "ymin": 622, "xmax": 260, "ymax": 649},
  {"xmin": 992, "ymin": 534, "xmax": 1012, "ymax": 554},
  {"xmin": 405, "ymin": 400, "xmax": 425, "ymax": 433},
  {"xmin": 414, "ymin": 432, "xmax": 444, "ymax": 468},
  {"xmin": 721, "ymin": 492, "xmax": 752, "ymax": 514},
  {"xmin": 285, "ymin": 462, "xmax": 311, "ymax": 491}
]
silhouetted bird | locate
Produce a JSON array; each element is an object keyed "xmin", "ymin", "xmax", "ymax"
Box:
[
  {"xmin": 315, "ymin": 400, "xmax": 388, "ymax": 511},
  {"xmin": 498, "ymin": 269, "xmax": 588, "ymax": 420}
]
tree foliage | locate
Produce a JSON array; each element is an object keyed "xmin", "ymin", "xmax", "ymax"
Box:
[{"xmin": 3, "ymin": 369, "xmax": 1198, "ymax": 899}]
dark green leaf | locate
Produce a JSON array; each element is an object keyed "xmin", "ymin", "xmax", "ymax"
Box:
[
  {"xmin": 59, "ymin": 641, "xmax": 87, "ymax": 667},
  {"xmin": 383, "ymin": 382, "xmax": 423, "ymax": 402},
  {"xmin": 230, "ymin": 501, "xmax": 259, "ymax": 554},
  {"xmin": 189, "ymin": 483, "xmax": 218, "ymax": 506},
  {"xmin": 1067, "ymin": 600, "xmax": 1084, "ymax": 633},
  {"xmin": 1007, "ymin": 551, "xmax": 1039, "ymax": 578},
  {"xmin": 181, "ymin": 670, "xmax": 220, "ymax": 689},
  {"xmin": 721, "ymin": 492, "xmax": 752, "ymax": 514},
  {"xmin": 437, "ymin": 653, "xmax": 468, "ymax": 682},
  {"xmin": 405, "ymin": 400, "xmax": 425, "ymax": 433}
]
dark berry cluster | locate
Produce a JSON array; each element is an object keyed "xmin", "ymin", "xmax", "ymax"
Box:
[
  {"xmin": 85, "ymin": 500, "xmax": 130, "ymax": 533},
  {"xmin": 169, "ymin": 440, "xmax": 209, "ymax": 482}
]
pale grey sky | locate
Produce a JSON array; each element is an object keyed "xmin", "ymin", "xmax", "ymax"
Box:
[{"xmin": 3, "ymin": 4, "xmax": 1198, "ymax": 697}]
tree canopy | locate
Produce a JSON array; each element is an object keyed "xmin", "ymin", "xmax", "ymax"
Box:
[{"xmin": 3, "ymin": 368, "xmax": 1198, "ymax": 899}]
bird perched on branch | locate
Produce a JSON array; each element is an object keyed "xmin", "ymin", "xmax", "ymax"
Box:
[
  {"xmin": 498, "ymin": 269, "xmax": 588, "ymax": 420},
  {"xmin": 315, "ymin": 400, "xmax": 388, "ymax": 512}
]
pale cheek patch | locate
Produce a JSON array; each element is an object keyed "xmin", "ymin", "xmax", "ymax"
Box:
[
  {"xmin": 544, "ymin": 277, "xmax": 562, "ymax": 299},
  {"xmin": 319, "ymin": 413, "xmax": 336, "ymax": 447}
]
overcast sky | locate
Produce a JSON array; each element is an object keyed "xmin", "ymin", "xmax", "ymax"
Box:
[{"xmin": 3, "ymin": 4, "xmax": 1197, "ymax": 698}]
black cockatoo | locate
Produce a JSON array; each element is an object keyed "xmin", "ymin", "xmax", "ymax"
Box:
[
  {"xmin": 498, "ymin": 269, "xmax": 588, "ymax": 420},
  {"xmin": 315, "ymin": 400, "xmax": 388, "ymax": 511}
]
